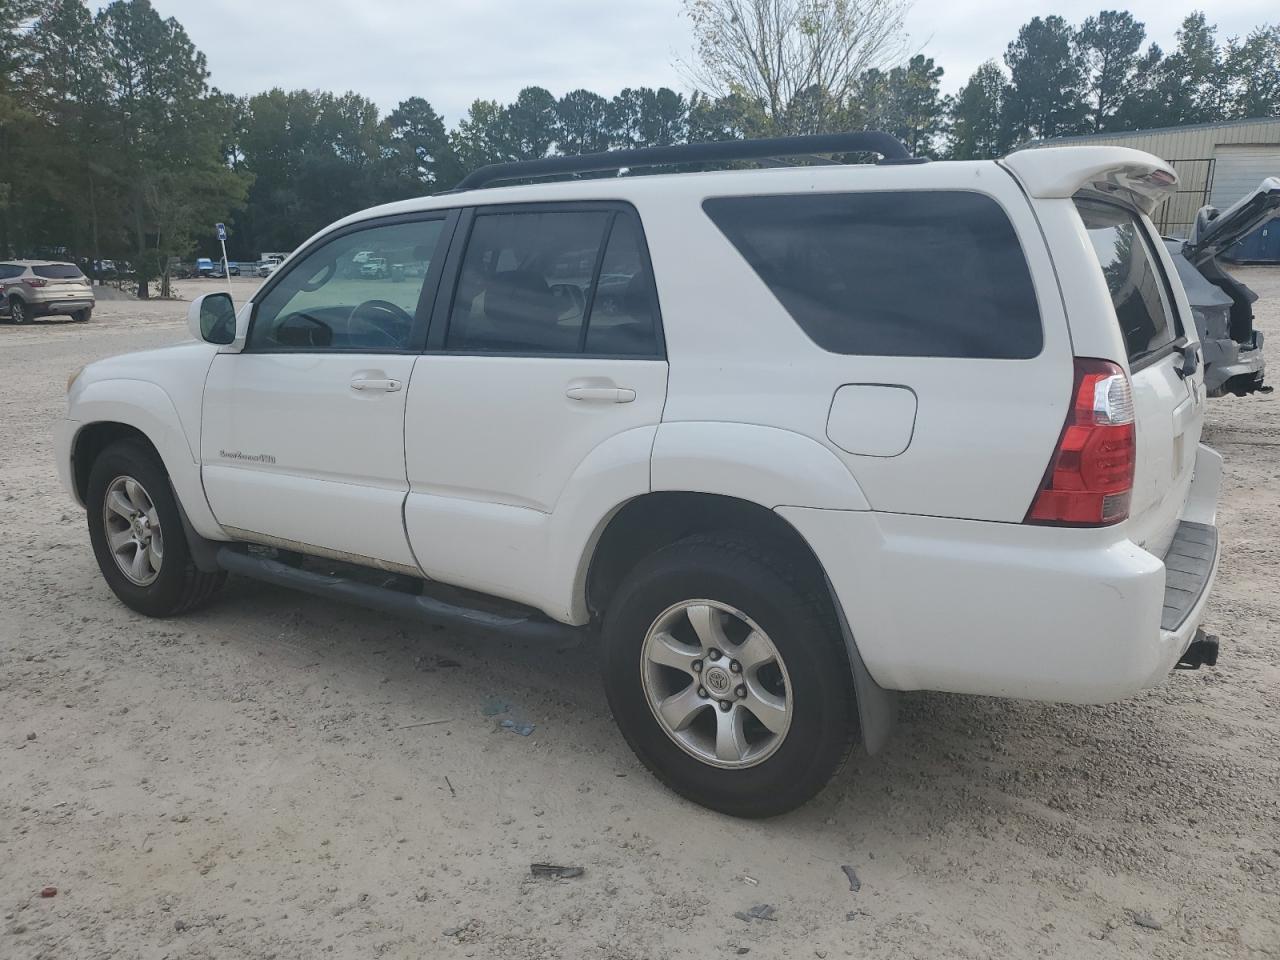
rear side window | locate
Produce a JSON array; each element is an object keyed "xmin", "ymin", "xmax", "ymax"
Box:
[
  {"xmin": 32, "ymin": 264, "xmax": 83, "ymax": 280},
  {"xmin": 702, "ymin": 191, "xmax": 1043, "ymax": 359},
  {"xmin": 0, "ymin": 263, "xmax": 26, "ymax": 279},
  {"xmin": 1075, "ymin": 200, "xmax": 1181, "ymax": 365},
  {"xmin": 446, "ymin": 207, "xmax": 661, "ymax": 357}
]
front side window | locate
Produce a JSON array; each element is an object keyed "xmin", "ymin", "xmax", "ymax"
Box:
[
  {"xmin": 446, "ymin": 208, "xmax": 661, "ymax": 356},
  {"xmin": 1075, "ymin": 200, "xmax": 1182, "ymax": 365},
  {"xmin": 703, "ymin": 191, "xmax": 1043, "ymax": 359},
  {"xmin": 248, "ymin": 218, "xmax": 445, "ymax": 351}
]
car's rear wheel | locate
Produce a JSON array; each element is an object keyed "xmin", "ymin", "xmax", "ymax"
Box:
[
  {"xmin": 73, "ymin": 307, "xmax": 92, "ymax": 322},
  {"xmin": 86, "ymin": 440, "xmax": 226, "ymax": 617},
  {"xmin": 602, "ymin": 533, "xmax": 857, "ymax": 817},
  {"xmin": 9, "ymin": 296, "xmax": 29, "ymax": 324}
]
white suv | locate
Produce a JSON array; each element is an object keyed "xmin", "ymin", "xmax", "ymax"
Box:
[{"xmin": 56, "ymin": 133, "xmax": 1222, "ymax": 817}]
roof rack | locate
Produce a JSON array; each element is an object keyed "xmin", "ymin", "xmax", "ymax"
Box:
[{"xmin": 453, "ymin": 131, "xmax": 923, "ymax": 190}]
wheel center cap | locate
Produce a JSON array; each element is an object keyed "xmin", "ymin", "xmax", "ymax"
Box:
[{"xmin": 703, "ymin": 666, "xmax": 732, "ymax": 697}]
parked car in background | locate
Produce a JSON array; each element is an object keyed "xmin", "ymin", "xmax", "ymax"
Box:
[
  {"xmin": 359, "ymin": 257, "xmax": 389, "ymax": 279},
  {"xmin": 1166, "ymin": 177, "xmax": 1279, "ymax": 396},
  {"xmin": 256, "ymin": 261, "xmax": 278, "ymax": 278},
  {"xmin": 56, "ymin": 134, "xmax": 1223, "ymax": 816},
  {"xmin": 195, "ymin": 257, "xmax": 215, "ymax": 277},
  {"xmin": 210, "ymin": 261, "xmax": 241, "ymax": 278},
  {"xmin": 1, "ymin": 260, "xmax": 94, "ymax": 323}
]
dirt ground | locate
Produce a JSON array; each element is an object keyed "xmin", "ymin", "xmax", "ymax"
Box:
[{"xmin": 2, "ymin": 272, "xmax": 1278, "ymax": 960}]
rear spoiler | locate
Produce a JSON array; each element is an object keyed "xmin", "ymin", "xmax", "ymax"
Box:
[
  {"xmin": 999, "ymin": 146, "xmax": 1178, "ymax": 216},
  {"xmin": 1184, "ymin": 177, "xmax": 1280, "ymax": 265}
]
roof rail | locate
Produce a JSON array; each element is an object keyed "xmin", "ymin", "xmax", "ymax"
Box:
[{"xmin": 454, "ymin": 131, "xmax": 922, "ymax": 190}]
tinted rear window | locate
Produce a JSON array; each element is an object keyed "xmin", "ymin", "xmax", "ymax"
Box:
[
  {"xmin": 0, "ymin": 264, "xmax": 24, "ymax": 280},
  {"xmin": 702, "ymin": 191, "xmax": 1042, "ymax": 359},
  {"xmin": 1075, "ymin": 200, "xmax": 1180, "ymax": 365},
  {"xmin": 32, "ymin": 264, "xmax": 84, "ymax": 280}
]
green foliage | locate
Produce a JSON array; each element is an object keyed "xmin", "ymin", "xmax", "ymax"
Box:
[{"xmin": 2, "ymin": 1, "xmax": 1277, "ymax": 269}]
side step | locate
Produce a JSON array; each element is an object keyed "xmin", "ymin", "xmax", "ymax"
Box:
[{"xmin": 216, "ymin": 547, "xmax": 584, "ymax": 643}]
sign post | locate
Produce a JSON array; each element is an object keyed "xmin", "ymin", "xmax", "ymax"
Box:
[{"xmin": 215, "ymin": 222, "xmax": 233, "ymax": 300}]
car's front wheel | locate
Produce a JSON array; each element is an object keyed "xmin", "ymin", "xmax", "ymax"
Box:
[
  {"xmin": 603, "ymin": 534, "xmax": 857, "ymax": 817},
  {"xmin": 86, "ymin": 440, "xmax": 226, "ymax": 617}
]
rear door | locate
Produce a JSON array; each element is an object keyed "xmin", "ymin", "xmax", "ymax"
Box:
[
  {"xmin": 1074, "ymin": 199, "xmax": 1203, "ymax": 555},
  {"xmin": 402, "ymin": 202, "xmax": 668, "ymax": 595}
]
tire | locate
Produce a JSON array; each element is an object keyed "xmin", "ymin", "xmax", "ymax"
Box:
[
  {"xmin": 602, "ymin": 533, "xmax": 857, "ymax": 817},
  {"xmin": 73, "ymin": 307, "xmax": 92, "ymax": 322},
  {"xmin": 85, "ymin": 439, "xmax": 226, "ymax": 617},
  {"xmin": 9, "ymin": 296, "xmax": 29, "ymax": 324}
]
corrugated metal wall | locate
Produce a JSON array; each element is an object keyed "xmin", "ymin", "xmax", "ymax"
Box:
[
  {"xmin": 1049, "ymin": 117, "xmax": 1280, "ymax": 161},
  {"xmin": 1210, "ymin": 144, "xmax": 1279, "ymax": 208}
]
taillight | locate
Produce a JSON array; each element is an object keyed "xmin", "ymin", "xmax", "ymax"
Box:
[
  {"xmin": 1025, "ymin": 358, "xmax": 1135, "ymax": 526},
  {"xmin": 26, "ymin": 278, "xmax": 48, "ymax": 287}
]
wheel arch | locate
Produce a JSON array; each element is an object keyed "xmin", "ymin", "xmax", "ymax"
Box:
[
  {"xmin": 66, "ymin": 379, "xmax": 227, "ymax": 540},
  {"xmin": 584, "ymin": 490, "xmax": 898, "ymax": 755}
]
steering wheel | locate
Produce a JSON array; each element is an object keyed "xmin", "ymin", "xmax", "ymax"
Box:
[{"xmin": 348, "ymin": 299, "xmax": 412, "ymax": 348}]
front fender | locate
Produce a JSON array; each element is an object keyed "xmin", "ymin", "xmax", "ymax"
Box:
[
  {"xmin": 66, "ymin": 379, "xmax": 227, "ymax": 540},
  {"xmin": 651, "ymin": 421, "xmax": 870, "ymax": 510}
]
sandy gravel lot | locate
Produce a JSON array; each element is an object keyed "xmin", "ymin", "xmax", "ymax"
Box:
[{"xmin": 2, "ymin": 272, "xmax": 1278, "ymax": 960}]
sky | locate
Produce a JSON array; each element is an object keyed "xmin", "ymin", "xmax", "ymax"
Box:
[{"xmin": 149, "ymin": 0, "xmax": 1278, "ymax": 123}]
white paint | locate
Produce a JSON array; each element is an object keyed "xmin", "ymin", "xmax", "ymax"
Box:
[{"xmin": 825, "ymin": 385, "xmax": 917, "ymax": 457}]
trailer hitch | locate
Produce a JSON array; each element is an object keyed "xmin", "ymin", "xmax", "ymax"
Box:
[{"xmin": 1176, "ymin": 629, "xmax": 1219, "ymax": 670}]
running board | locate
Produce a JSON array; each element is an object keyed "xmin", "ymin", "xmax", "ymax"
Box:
[{"xmin": 216, "ymin": 547, "xmax": 584, "ymax": 643}]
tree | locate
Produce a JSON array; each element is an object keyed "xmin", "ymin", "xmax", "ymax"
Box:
[
  {"xmin": 682, "ymin": 0, "xmax": 909, "ymax": 134},
  {"xmin": 386, "ymin": 96, "xmax": 457, "ymax": 193},
  {"xmin": 504, "ymin": 86, "xmax": 557, "ymax": 160},
  {"xmin": 948, "ymin": 60, "xmax": 1006, "ymax": 159},
  {"xmin": 608, "ymin": 87, "xmax": 688, "ymax": 148},
  {"xmin": 1076, "ymin": 10, "xmax": 1146, "ymax": 132},
  {"xmin": 867, "ymin": 54, "xmax": 945, "ymax": 155},
  {"xmin": 94, "ymin": 0, "xmax": 247, "ymax": 295},
  {"xmin": 451, "ymin": 97, "xmax": 513, "ymax": 171},
  {"xmin": 1003, "ymin": 15, "xmax": 1088, "ymax": 142},
  {"xmin": 1154, "ymin": 12, "xmax": 1225, "ymax": 125},
  {"xmin": 555, "ymin": 88, "xmax": 611, "ymax": 154},
  {"xmin": 1224, "ymin": 25, "xmax": 1280, "ymax": 119}
]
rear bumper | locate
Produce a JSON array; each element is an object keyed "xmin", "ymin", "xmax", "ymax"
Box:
[
  {"xmin": 1203, "ymin": 332, "xmax": 1264, "ymax": 395},
  {"xmin": 778, "ymin": 443, "xmax": 1223, "ymax": 704},
  {"xmin": 31, "ymin": 297, "xmax": 94, "ymax": 316}
]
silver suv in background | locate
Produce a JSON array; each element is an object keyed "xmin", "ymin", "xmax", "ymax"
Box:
[{"xmin": 0, "ymin": 260, "xmax": 94, "ymax": 324}]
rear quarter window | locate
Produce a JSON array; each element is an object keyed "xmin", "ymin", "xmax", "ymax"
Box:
[
  {"xmin": 32, "ymin": 264, "xmax": 84, "ymax": 280},
  {"xmin": 0, "ymin": 264, "xmax": 25, "ymax": 280},
  {"xmin": 702, "ymin": 191, "xmax": 1043, "ymax": 359}
]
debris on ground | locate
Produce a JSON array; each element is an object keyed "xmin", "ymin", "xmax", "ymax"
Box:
[
  {"xmin": 530, "ymin": 863, "xmax": 584, "ymax": 879},
  {"xmin": 39, "ymin": 886, "xmax": 57, "ymax": 898},
  {"xmin": 736, "ymin": 874, "xmax": 759, "ymax": 886},
  {"xmin": 1131, "ymin": 910, "xmax": 1163, "ymax": 931},
  {"xmin": 734, "ymin": 904, "xmax": 777, "ymax": 923},
  {"xmin": 443, "ymin": 925, "xmax": 464, "ymax": 937},
  {"xmin": 481, "ymin": 697, "xmax": 510, "ymax": 717},
  {"xmin": 395, "ymin": 718, "xmax": 452, "ymax": 730},
  {"xmin": 841, "ymin": 864, "xmax": 861, "ymax": 892},
  {"xmin": 499, "ymin": 718, "xmax": 535, "ymax": 736},
  {"xmin": 26, "ymin": 732, "xmax": 36, "ymax": 741},
  {"xmin": 444, "ymin": 776, "xmax": 456, "ymax": 797}
]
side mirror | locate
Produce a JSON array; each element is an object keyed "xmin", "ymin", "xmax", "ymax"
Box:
[{"xmin": 188, "ymin": 292, "xmax": 236, "ymax": 345}]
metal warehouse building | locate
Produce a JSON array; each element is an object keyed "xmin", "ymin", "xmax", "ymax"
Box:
[{"xmin": 1042, "ymin": 116, "xmax": 1280, "ymax": 261}]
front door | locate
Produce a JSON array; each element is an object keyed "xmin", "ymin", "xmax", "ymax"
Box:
[{"xmin": 201, "ymin": 213, "xmax": 453, "ymax": 571}]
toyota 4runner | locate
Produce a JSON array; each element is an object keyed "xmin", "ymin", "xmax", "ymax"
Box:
[{"xmin": 57, "ymin": 133, "xmax": 1223, "ymax": 817}]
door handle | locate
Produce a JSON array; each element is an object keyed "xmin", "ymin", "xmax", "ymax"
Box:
[
  {"xmin": 350, "ymin": 377, "xmax": 402, "ymax": 392},
  {"xmin": 566, "ymin": 385, "xmax": 636, "ymax": 403}
]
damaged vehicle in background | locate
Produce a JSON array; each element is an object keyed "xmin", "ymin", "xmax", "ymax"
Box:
[{"xmin": 1167, "ymin": 177, "xmax": 1278, "ymax": 397}]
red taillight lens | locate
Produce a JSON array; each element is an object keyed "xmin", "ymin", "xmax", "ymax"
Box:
[
  {"xmin": 1026, "ymin": 358, "xmax": 1135, "ymax": 526},
  {"xmin": 26, "ymin": 277, "xmax": 48, "ymax": 287}
]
